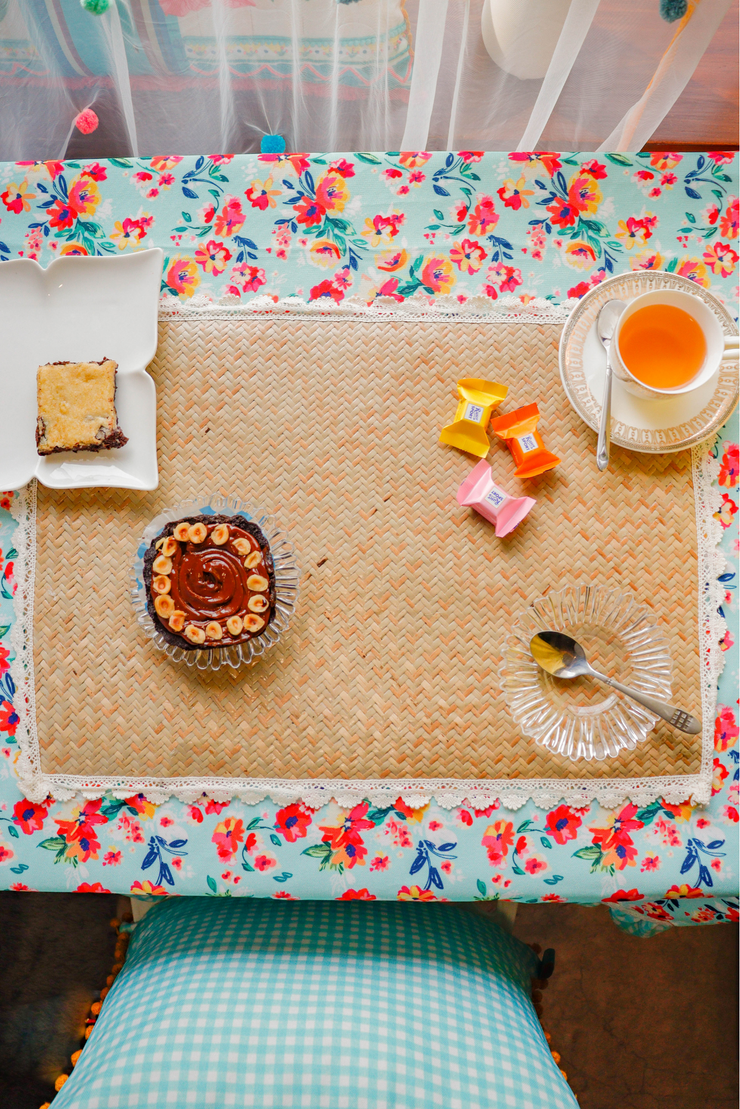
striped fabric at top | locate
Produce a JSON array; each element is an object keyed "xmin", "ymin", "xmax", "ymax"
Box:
[{"xmin": 53, "ymin": 898, "xmax": 577, "ymax": 1109}]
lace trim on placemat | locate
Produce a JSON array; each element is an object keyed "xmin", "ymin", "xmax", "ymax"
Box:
[
  {"xmin": 10, "ymin": 352, "xmax": 725, "ymax": 811},
  {"xmin": 157, "ymin": 291, "xmax": 576, "ymax": 324}
]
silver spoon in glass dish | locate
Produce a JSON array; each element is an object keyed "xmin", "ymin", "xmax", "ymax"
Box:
[
  {"xmin": 530, "ymin": 631, "xmax": 702, "ymax": 734},
  {"xmin": 596, "ymin": 299, "xmax": 626, "ymax": 472}
]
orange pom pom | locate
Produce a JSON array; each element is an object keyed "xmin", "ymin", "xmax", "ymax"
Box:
[
  {"xmin": 74, "ymin": 108, "xmax": 98, "ymax": 135},
  {"xmin": 71, "ymin": 1049, "xmax": 82, "ymax": 1067},
  {"xmin": 551, "ymin": 1051, "xmax": 561, "ymax": 1064},
  {"xmin": 90, "ymin": 1001, "xmax": 102, "ymax": 1015},
  {"xmin": 54, "ymin": 1074, "xmax": 68, "ymax": 1091},
  {"xmin": 84, "ymin": 1025, "xmax": 94, "ymax": 1039},
  {"xmin": 109, "ymin": 918, "xmax": 119, "ymax": 930},
  {"xmin": 99, "ymin": 987, "xmax": 109, "ymax": 1000}
]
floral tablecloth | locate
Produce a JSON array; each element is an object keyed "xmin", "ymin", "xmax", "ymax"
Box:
[{"xmin": 0, "ymin": 151, "xmax": 737, "ymax": 934}]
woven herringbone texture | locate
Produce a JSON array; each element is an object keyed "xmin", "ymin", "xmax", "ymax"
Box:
[{"xmin": 34, "ymin": 319, "xmax": 701, "ymax": 781}]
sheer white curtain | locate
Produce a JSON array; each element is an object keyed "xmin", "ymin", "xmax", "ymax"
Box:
[{"xmin": 0, "ymin": 0, "xmax": 733, "ymax": 159}]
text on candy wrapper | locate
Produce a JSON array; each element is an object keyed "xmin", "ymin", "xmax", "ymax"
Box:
[
  {"xmin": 463, "ymin": 403, "xmax": 485, "ymax": 423},
  {"xmin": 485, "ymin": 488, "xmax": 505, "ymax": 507},
  {"xmin": 516, "ymin": 433, "xmax": 537, "ymax": 453}
]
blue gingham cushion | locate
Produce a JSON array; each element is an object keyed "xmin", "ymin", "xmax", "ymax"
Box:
[{"xmin": 53, "ymin": 898, "xmax": 576, "ymax": 1109}]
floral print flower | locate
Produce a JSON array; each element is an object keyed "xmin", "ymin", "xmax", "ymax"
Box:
[
  {"xmin": 616, "ymin": 216, "xmax": 655, "ymax": 249},
  {"xmin": 467, "ymin": 195, "xmax": 498, "ymax": 235},
  {"xmin": 195, "ymin": 239, "xmax": 232, "ymax": 275},
  {"xmin": 545, "ymin": 805, "xmax": 583, "ymax": 845},
  {"xmin": 564, "ymin": 241, "xmax": 597, "ymax": 269},
  {"xmin": 449, "ymin": 238, "xmax": 487, "ymax": 273},
  {"xmin": 714, "ymin": 706, "xmax": 738, "ymax": 752},
  {"xmin": 1, "ymin": 180, "xmax": 36, "ymax": 214},
  {"xmin": 718, "ymin": 443, "xmax": 739, "ymax": 488},
  {"xmin": 712, "ymin": 759, "xmax": 729, "ymax": 795},
  {"xmin": 54, "ymin": 800, "xmax": 108, "ymax": 863},
  {"xmin": 589, "ymin": 802, "xmax": 644, "ymax": 871},
  {"xmin": 245, "ymin": 178, "xmax": 281, "ymax": 211},
  {"xmin": 702, "ymin": 241, "xmax": 739, "ymax": 277},
  {"xmin": 131, "ymin": 879, "xmax": 168, "ymax": 895},
  {"xmin": 376, "ymin": 249, "xmax": 409, "ymax": 272},
  {"xmin": 75, "ymin": 881, "xmax": 110, "ymax": 893},
  {"xmin": 318, "ymin": 801, "xmax": 375, "ymax": 870},
  {"xmin": 397, "ymin": 885, "xmax": 442, "ymax": 901},
  {"xmin": 338, "ymin": 888, "xmax": 376, "ymax": 900},
  {"xmin": 525, "ymin": 856, "xmax": 547, "ymax": 874},
  {"xmin": 13, "ymin": 800, "xmax": 48, "ymax": 834},
  {"xmin": 315, "ymin": 172, "xmax": 349, "ymax": 213},
  {"xmin": 275, "ymin": 804, "xmax": 312, "ymax": 842},
  {"xmin": 665, "ymin": 883, "xmax": 704, "ymax": 898},
  {"xmin": 398, "ymin": 152, "xmax": 431, "ymax": 169},
  {"xmin": 641, "ymin": 856, "xmax": 661, "ymax": 872},
  {"xmin": 602, "ymin": 888, "xmax": 644, "ymax": 903},
  {"xmin": 212, "ymin": 816, "xmax": 245, "ymax": 860},
  {"xmin": 213, "ymin": 196, "xmax": 246, "ymax": 236},
  {"xmin": 68, "ymin": 176, "xmax": 100, "ymax": 217},
  {"xmin": 649, "ymin": 152, "xmax": 682, "ymax": 170},
  {"xmin": 309, "ymin": 239, "xmax": 342, "ymax": 268},
  {"xmin": 675, "ymin": 255, "xmax": 710, "ymax": 287},
  {"xmin": 497, "ymin": 177, "xmax": 534, "ymax": 210},
  {"xmin": 421, "ymin": 255, "xmax": 456, "ymax": 294},
  {"xmin": 630, "ymin": 249, "xmax": 665, "ymax": 270},
  {"xmin": 482, "ymin": 820, "xmax": 514, "ymax": 865},
  {"xmin": 253, "ymin": 853, "xmax": 276, "ymax": 871},
  {"xmin": 0, "ymin": 700, "xmax": 18, "ymax": 736},
  {"xmin": 226, "ymin": 263, "xmax": 266, "ymax": 296},
  {"xmin": 713, "ymin": 493, "xmax": 738, "ymax": 529},
  {"xmin": 164, "ymin": 257, "xmax": 200, "ymax": 298},
  {"xmin": 103, "ymin": 850, "xmax": 122, "ymax": 866},
  {"xmin": 720, "ymin": 196, "xmax": 738, "ymax": 238}
]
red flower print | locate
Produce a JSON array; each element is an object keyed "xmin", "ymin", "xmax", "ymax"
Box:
[
  {"xmin": 10, "ymin": 883, "xmax": 29, "ymax": 891},
  {"xmin": 338, "ymin": 888, "xmax": 376, "ymax": 900},
  {"xmin": 47, "ymin": 198, "xmax": 76, "ymax": 230},
  {"xmin": 589, "ymin": 802, "xmax": 644, "ymax": 871},
  {"xmin": 189, "ymin": 806, "xmax": 204, "ymax": 823},
  {"xmin": 13, "ymin": 800, "xmax": 48, "ymax": 834},
  {"xmin": 124, "ymin": 794, "xmax": 156, "ymax": 818},
  {"xmin": 55, "ymin": 799, "xmax": 107, "ymax": 863},
  {"xmin": 459, "ymin": 810, "xmax": 473, "ymax": 826},
  {"xmin": 712, "ymin": 758, "xmax": 729, "ymax": 795},
  {"xmin": 718, "ymin": 443, "xmax": 739, "ymax": 488},
  {"xmin": 319, "ymin": 801, "xmax": 375, "ymax": 870},
  {"xmin": 103, "ymin": 850, "xmax": 122, "ymax": 866},
  {"xmin": 714, "ymin": 493, "xmax": 738, "ymax": 529},
  {"xmin": 0, "ymin": 646, "xmax": 9, "ymax": 677},
  {"xmin": 131, "ymin": 879, "xmax": 168, "ymax": 896},
  {"xmin": 227, "ymin": 263, "xmax": 266, "ymax": 296},
  {"xmin": 723, "ymin": 806, "xmax": 739, "ymax": 823},
  {"xmin": 428, "ymin": 820, "xmax": 443, "ymax": 831},
  {"xmin": 481, "ymin": 819, "xmax": 514, "ymax": 866},
  {"xmin": 82, "ymin": 162, "xmax": 107, "ymax": 181},
  {"xmin": 567, "ymin": 280, "xmax": 592, "ymax": 299},
  {"xmin": 546, "ymin": 195, "xmax": 579, "ymax": 229},
  {"xmin": 450, "ymin": 238, "xmax": 487, "ymax": 273},
  {"xmin": 397, "ymin": 885, "xmax": 443, "ymax": 901},
  {"xmin": 467, "ymin": 196, "xmax": 498, "ymax": 236},
  {"xmin": 0, "ymin": 700, "xmax": 19, "ymax": 736},
  {"xmin": 383, "ymin": 168, "xmax": 403, "ymax": 181},
  {"xmin": 213, "ymin": 197, "xmax": 245, "ymax": 237},
  {"xmin": 720, "ymin": 197, "xmax": 738, "ymax": 239},
  {"xmin": 640, "ymin": 855, "xmax": 660, "ymax": 872},
  {"xmin": 330, "ymin": 159, "xmax": 355, "ymax": 178},
  {"xmin": 542, "ymin": 894, "xmax": 564, "ymax": 902},
  {"xmin": 309, "ymin": 277, "xmax": 345, "ymax": 303},
  {"xmin": 441, "ymin": 860, "xmax": 452, "ymax": 874},
  {"xmin": 370, "ymin": 855, "xmax": 389, "ymax": 871},
  {"xmin": 602, "ymin": 889, "xmax": 644, "ymax": 903},
  {"xmin": 664, "ymin": 884, "xmax": 704, "ymax": 898},
  {"xmin": 75, "ymin": 882, "xmax": 111, "ymax": 894},
  {"xmin": 253, "ymin": 853, "xmax": 277, "ymax": 872},
  {"xmin": 160, "ymin": 816, "xmax": 173, "ymax": 828},
  {"xmin": 208, "ymin": 155, "xmax": 234, "ymax": 166},
  {"xmin": 212, "ymin": 816, "xmax": 245, "ymax": 861},
  {"xmin": 580, "ymin": 159, "xmax": 607, "ymax": 179},
  {"xmin": 275, "ymin": 803, "xmax": 312, "ymax": 842},
  {"xmin": 393, "ymin": 798, "xmax": 428, "ymax": 823},
  {"xmin": 294, "ymin": 195, "xmax": 325, "ymax": 227},
  {"xmin": 194, "ymin": 239, "xmax": 232, "ymax": 275},
  {"xmin": 274, "ymin": 890, "xmax": 297, "ymax": 898},
  {"xmin": 707, "ymin": 151, "xmax": 735, "ymax": 165},
  {"xmin": 459, "ymin": 151, "xmax": 484, "ymax": 163},
  {"xmin": 509, "ymin": 152, "xmax": 561, "ymax": 176},
  {"xmin": 0, "ymin": 845, "xmax": 14, "ymax": 863},
  {"xmin": 545, "ymin": 805, "xmax": 583, "ymax": 845},
  {"xmin": 1, "ymin": 180, "xmax": 36, "ymax": 214},
  {"xmin": 205, "ymin": 799, "xmax": 229, "ymax": 814},
  {"xmin": 497, "ymin": 177, "xmax": 534, "ymax": 210},
  {"xmin": 0, "ymin": 492, "xmax": 12, "ymax": 512},
  {"xmin": 472, "ymin": 803, "xmax": 500, "ymax": 818},
  {"xmin": 119, "ymin": 813, "xmax": 144, "ymax": 843},
  {"xmin": 515, "ymin": 836, "xmax": 528, "ymax": 856},
  {"xmin": 524, "ymin": 857, "xmax": 547, "ymax": 874}
]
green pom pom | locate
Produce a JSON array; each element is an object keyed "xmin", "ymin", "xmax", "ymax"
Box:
[{"xmin": 81, "ymin": 0, "xmax": 110, "ymax": 13}]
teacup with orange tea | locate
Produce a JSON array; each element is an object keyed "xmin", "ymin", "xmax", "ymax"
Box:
[{"xmin": 613, "ymin": 289, "xmax": 739, "ymax": 399}]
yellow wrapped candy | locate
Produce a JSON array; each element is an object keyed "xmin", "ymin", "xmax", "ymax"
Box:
[{"xmin": 439, "ymin": 378, "xmax": 508, "ymax": 457}]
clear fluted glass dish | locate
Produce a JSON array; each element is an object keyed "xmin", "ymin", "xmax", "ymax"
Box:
[
  {"xmin": 499, "ymin": 583, "xmax": 672, "ymax": 762},
  {"xmin": 131, "ymin": 493, "xmax": 299, "ymax": 672}
]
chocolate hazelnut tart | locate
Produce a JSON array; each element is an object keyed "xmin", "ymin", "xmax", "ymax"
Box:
[{"xmin": 142, "ymin": 515, "xmax": 276, "ymax": 650}]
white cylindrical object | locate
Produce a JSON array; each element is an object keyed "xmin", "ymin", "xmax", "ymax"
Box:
[{"xmin": 481, "ymin": 0, "xmax": 572, "ymax": 80}]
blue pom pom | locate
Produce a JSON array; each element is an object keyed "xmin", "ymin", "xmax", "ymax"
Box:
[
  {"xmin": 260, "ymin": 134, "xmax": 286, "ymax": 154},
  {"xmin": 660, "ymin": 0, "xmax": 687, "ymax": 21},
  {"xmin": 80, "ymin": 0, "xmax": 110, "ymax": 12}
]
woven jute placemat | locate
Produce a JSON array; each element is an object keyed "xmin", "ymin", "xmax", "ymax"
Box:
[{"xmin": 32, "ymin": 318, "xmax": 702, "ymax": 789}]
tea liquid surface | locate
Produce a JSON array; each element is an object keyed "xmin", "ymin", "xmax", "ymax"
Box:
[{"xmin": 618, "ymin": 303, "xmax": 706, "ymax": 389}]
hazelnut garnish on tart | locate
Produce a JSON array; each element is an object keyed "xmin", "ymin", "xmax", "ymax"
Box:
[{"xmin": 142, "ymin": 514, "xmax": 276, "ymax": 650}]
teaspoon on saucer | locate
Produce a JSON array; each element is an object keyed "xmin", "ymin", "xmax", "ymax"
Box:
[
  {"xmin": 595, "ymin": 299, "xmax": 625, "ymax": 472},
  {"xmin": 530, "ymin": 631, "xmax": 702, "ymax": 734}
]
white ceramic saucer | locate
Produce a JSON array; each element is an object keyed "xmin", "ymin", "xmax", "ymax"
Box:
[{"xmin": 559, "ymin": 270, "xmax": 738, "ymax": 453}]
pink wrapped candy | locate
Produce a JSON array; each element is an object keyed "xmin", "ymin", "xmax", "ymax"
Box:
[{"xmin": 456, "ymin": 460, "xmax": 535, "ymax": 537}]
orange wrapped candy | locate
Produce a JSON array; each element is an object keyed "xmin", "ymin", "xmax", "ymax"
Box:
[
  {"xmin": 439, "ymin": 378, "xmax": 508, "ymax": 457},
  {"xmin": 489, "ymin": 403, "xmax": 560, "ymax": 477}
]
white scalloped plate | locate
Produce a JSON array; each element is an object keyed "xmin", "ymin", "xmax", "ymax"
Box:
[
  {"xmin": 559, "ymin": 270, "xmax": 738, "ymax": 453},
  {"xmin": 0, "ymin": 249, "xmax": 162, "ymax": 490}
]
